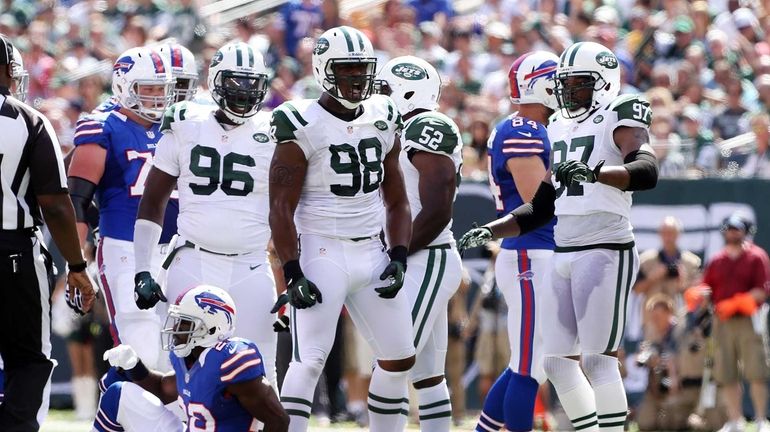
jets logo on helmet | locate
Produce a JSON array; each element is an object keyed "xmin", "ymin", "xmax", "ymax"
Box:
[
  {"xmin": 162, "ymin": 285, "xmax": 237, "ymax": 358},
  {"xmin": 554, "ymin": 41, "xmax": 621, "ymax": 121},
  {"xmin": 377, "ymin": 55, "xmax": 441, "ymax": 115},
  {"xmin": 207, "ymin": 42, "xmax": 268, "ymax": 125},
  {"xmin": 508, "ymin": 51, "xmax": 559, "ymax": 110},
  {"xmin": 312, "ymin": 26, "xmax": 377, "ymax": 109},
  {"xmin": 111, "ymin": 47, "xmax": 175, "ymax": 123}
]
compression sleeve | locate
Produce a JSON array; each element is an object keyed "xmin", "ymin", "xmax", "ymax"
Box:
[
  {"xmin": 510, "ymin": 181, "xmax": 556, "ymax": 235},
  {"xmin": 623, "ymin": 150, "xmax": 658, "ymax": 191},
  {"xmin": 134, "ymin": 219, "xmax": 162, "ymax": 274},
  {"xmin": 67, "ymin": 177, "xmax": 97, "ymax": 223}
]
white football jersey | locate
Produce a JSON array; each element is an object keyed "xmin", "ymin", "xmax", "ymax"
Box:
[
  {"xmin": 400, "ymin": 111, "xmax": 463, "ymax": 247},
  {"xmin": 548, "ymin": 94, "xmax": 652, "ymax": 246},
  {"xmin": 271, "ymin": 95, "xmax": 403, "ymax": 238},
  {"xmin": 153, "ymin": 102, "xmax": 274, "ymax": 254}
]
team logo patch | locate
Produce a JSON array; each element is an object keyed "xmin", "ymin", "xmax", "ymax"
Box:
[
  {"xmin": 347, "ymin": 126, "xmax": 354, "ymax": 134},
  {"xmin": 195, "ymin": 292, "xmax": 234, "ymax": 325},
  {"xmin": 210, "ymin": 51, "xmax": 223, "ymax": 68},
  {"xmin": 391, "ymin": 63, "xmax": 426, "ymax": 80},
  {"xmin": 146, "ymin": 130, "xmax": 156, "ymax": 139},
  {"xmin": 517, "ymin": 270, "xmax": 535, "ymax": 281},
  {"xmin": 253, "ymin": 132, "xmax": 269, "ymax": 143},
  {"xmin": 595, "ymin": 51, "xmax": 618, "ymax": 69},
  {"xmin": 313, "ymin": 37, "xmax": 330, "ymax": 56},
  {"xmin": 374, "ymin": 120, "xmax": 388, "ymax": 131},
  {"xmin": 113, "ymin": 56, "xmax": 135, "ymax": 74},
  {"xmin": 593, "ymin": 115, "xmax": 604, "ymax": 124}
]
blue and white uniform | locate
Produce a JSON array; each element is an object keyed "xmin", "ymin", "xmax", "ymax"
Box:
[
  {"xmin": 74, "ymin": 110, "xmax": 179, "ymax": 369},
  {"xmin": 94, "ymin": 338, "xmax": 266, "ymax": 432},
  {"xmin": 487, "ymin": 114, "xmax": 555, "ymax": 381}
]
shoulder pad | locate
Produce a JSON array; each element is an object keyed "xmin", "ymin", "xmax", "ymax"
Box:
[
  {"xmin": 215, "ymin": 338, "xmax": 264, "ymax": 383},
  {"xmin": 73, "ymin": 112, "xmax": 110, "ymax": 148},
  {"xmin": 381, "ymin": 96, "xmax": 403, "ymax": 132},
  {"xmin": 608, "ymin": 94, "xmax": 652, "ymax": 127},
  {"xmin": 404, "ymin": 112, "xmax": 460, "ymax": 154},
  {"xmin": 160, "ymin": 101, "xmax": 193, "ymax": 133},
  {"xmin": 270, "ymin": 101, "xmax": 309, "ymax": 143}
]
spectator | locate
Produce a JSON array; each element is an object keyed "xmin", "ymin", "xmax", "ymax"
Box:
[
  {"xmin": 702, "ymin": 214, "xmax": 770, "ymax": 432},
  {"xmin": 741, "ymin": 112, "xmax": 770, "ymax": 178},
  {"xmin": 712, "ymin": 77, "xmax": 749, "ymax": 140},
  {"xmin": 679, "ymin": 105, "xmax": 719, "ymax": 174},
  {"xmin": 407, "ymin": 0, "xmax": 453, "ymax": 26},
  {"xmin": 279, "ymin": 0, "xmax": 323, "ymax": 58},
  {"xmin": 649, "ymin": 114, "xmax": 687, "ymax": 178}
]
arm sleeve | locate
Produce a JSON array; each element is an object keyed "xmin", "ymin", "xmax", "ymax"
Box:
[
  {"xmin": 151, "ymin": 133, "xmax": 181, "ymax": 177},
  {"xmin": 29, "ymin": 114, "xmax": 68, "ymax": 195},
  {"xmin": 73, "ymin": 115, "xmax": 109, "ymax": 148},
  {"xmin": 496, "ymin": 121, "xmax": 547, "ymax": 161},
  {"xmin": 402, "ymin": 116, "xmax": 460, "ymax": 158}
]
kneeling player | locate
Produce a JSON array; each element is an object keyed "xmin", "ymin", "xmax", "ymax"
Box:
[{"xmin": 93, "ymin": 285, "xmax": 288, "ymax": 432}]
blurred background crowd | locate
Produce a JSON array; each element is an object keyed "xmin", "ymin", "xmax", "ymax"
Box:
[{"xmin": 6, "ymin": 0, "xmax": 770, "ymax": 429}]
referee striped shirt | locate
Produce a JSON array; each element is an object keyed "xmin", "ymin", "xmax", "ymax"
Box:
[{"xmin": 0, "ymin": 87, "xmax": 67, "ymax": 230}]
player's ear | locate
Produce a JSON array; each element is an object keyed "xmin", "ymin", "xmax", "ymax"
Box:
[{"xmin": 2, "ymin": 64, "xmax": 11, "ymax": 80}]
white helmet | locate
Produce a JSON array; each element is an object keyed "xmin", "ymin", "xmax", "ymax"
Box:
[
  {"xmin": 111, "ymin": 47, "xmax": 175, "ymax": 123},
  {"xmin": 10, "ymin": 45, "xmax": 28, "ymax": 102},
  {"xmin": 508, "ymin": 51, "xmax": 559, "ymax": 110},
  {"xmin": 377, "ymin": 56, "xmax": 440, "ymax": 115},
  {"xmin": 162, "ymin": 285, "xmax": 236, "ymax": 358},
  {"xmin": 554, "ymin": 41, "xmax": 621, "ymax": 120},
  {"xmin": 207, "ymin": 41, "xmax": 269, "ymax": 125},
  {"xmin": 157, "ymin": 43, "xmax": 198, "ymax": 102},
  {"xmin": 312, "ymin": 26, "xmax": 377, "ymax": 109}
]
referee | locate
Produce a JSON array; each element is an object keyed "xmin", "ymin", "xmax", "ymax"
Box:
[{"xmin": 0, "ymin": 36, "xmax": 95, "ymax": 431}]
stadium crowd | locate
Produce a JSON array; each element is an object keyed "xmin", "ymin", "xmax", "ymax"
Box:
[{"xmin": 3, "ymin": 0, "xmax": 770, "ymax": 430}]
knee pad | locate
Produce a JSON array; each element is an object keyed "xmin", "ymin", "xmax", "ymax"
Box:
[{"xmin": 581, "ymin": 353, "xmax": 621, "ymax": 387}]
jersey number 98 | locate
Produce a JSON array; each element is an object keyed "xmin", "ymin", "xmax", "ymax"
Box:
[{"xmin": 329, "ymin": 138, "xmax": 383, "ymax": 197}]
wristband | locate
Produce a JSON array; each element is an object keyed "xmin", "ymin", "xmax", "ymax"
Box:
[
  {"xmin": 124, "ymin": 360, "xmax": 150, "ymax": 382},
  {"xmin": 68, "ymin": 261, "xmax": 87, "ymax": 272},
  {"xmin": 282, "ymin": 259, "xmax": 303, "ymax": 281},
  {"xmin": 388, "ymin": 245, "xmax": 408, "ymax": 266}
]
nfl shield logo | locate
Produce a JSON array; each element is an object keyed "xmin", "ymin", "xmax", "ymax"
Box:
[
  {"xmin": 146, "ymin": 130, "xmax": 155, "ymax": 139},
  {"xmin": 347, "ymin": 126, "xmax": 354, "ymax": 134}
]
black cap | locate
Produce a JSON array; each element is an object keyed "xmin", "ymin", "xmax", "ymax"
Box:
[{"xmin": 0, "ymin": 34, "xmax": 13, "ymax": 65}]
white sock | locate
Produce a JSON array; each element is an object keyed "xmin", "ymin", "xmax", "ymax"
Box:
[
  {"xmin": 416, "ymin": 380, "xmax": 452, "ymax": 432},
  {"xmin": 543, "ymin": 356, "xmax": 598, "ymax": 431},
  {"xmin": 368, "ymin": 366, "xmax": 409, "ymax": 432},
  {"xmin": 582, "ymin": 354, "xmax": 627, "ymax": 432},
  {"xmin": 348, "ymin": 400, "xmax": 365, "ymax": 415},
  {"xmin": 73, "ymin": 376, "xmax": 97, "ymax": 420},
  {"xmin": 281, "ymin": 361, "xmax": 322, "ymax": 432}
]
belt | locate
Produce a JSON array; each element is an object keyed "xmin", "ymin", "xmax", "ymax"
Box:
[
  {"xmin": 162, "ymin": 240, "xmax": 241, "ymax": 269},
  {"xmin": 426, "ymin": 243, "xmax": 452, "ymax": 250}
]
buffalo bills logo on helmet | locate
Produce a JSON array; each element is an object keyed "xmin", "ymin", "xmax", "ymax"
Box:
[
  {"xmin": 517, "ymin": 270, "xmax": 535, "ymax": 281},
  {"xmin": 523, "ymin": 60, "xmax": 557, "ymax": 92},
  {"xmin": 113, "ymin": 56, "xmax": 135, "ymax": 74},
  {"xmin": 194, "ymin": 292, "xmax": 234, "ymax": 325}
]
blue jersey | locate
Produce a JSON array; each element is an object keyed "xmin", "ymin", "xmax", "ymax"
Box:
[
  {"xmin": 280, "ymin": 0, "xmax": 323, "ymax": 57},
  {"xmin": 73, "ymin": 110, "xmax": 178, "ymax": 242},
  {"xmin": 488, "ymin": 114, "xmax": 555, "ymax": 250},
  {"xmin": 93, "ymin": 96, "xmax": 120, "ymax": 113},
  {"xmin": 171, "ymin": 338, "xmax": 265, "ymax": 432}
]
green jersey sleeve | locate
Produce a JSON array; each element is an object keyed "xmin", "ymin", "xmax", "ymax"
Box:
[
  {"xmin": 160, "ymin": 101, "xmax": 189, "ymax": 133},
  {"xmin": 609, "ymin": 94, "xmax": 652, "ymax": 129},
  {"xmin": 403, "ymin": 114, "xmax": 460, "ymax": 155}
]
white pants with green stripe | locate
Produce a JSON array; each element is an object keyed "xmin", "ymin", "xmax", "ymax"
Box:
[
  {"xmin": 541, "ymin": 245, "xmax": 639, "ymax": 356},
  {"xmin": 404, "ymin": 244, "xmax": 463, "ymax": 382}
]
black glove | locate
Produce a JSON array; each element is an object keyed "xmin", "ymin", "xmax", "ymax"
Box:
[
  {"xmin": 555, "ymin": 159, "xmax": 605, "ymax": 186},
  {"xmin": 273, "ymin": 315, "xmax": 290, "ymax": 332},
  {"xmin": 375, "ymin": 246, "xmax": 408, "ymax": 299},
  {"xmin": 134, "ymin": 271, "xmax": 167, "ymax": 310},
  {"xmin": 270, "ymin": 293, "xmax": 291, "ymax": 332},
  {"xmin": 458, "ymin": 223, "xmax": 493, "ymax": 253},
  {"xmin": 283, "ymin": 260, "xmax": 322, "ymax": 309}
]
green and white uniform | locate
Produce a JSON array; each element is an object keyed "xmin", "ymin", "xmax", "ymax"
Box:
[
  {"xmin": 543, "ymin": 94, "xmax": 651, "ymax": 354},
  {"xmin": 271, "ymin": 95, "xmax": 416, "ymax": 420},
  {"xmin": 152, "ymin": 101, "xmax": 278, "ymax": 386},
  {"xmin": 399, "ymin": 111, "xmax": 463, "ymax": 384}
]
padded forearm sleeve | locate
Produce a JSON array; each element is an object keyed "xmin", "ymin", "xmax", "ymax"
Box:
[
  {"xmin": 510, "ymin": 181, "xmax": 556, "ymax": 235},
  {"xmin": 134, "ymin": 219, "xmax": 162, "ymax": 274},
  {"xmin": 67, "ymin": 176, "xmax": 96, "ymax": 223},
  {"xmin": 623, "ymin": 150, "xmax": 658, "ymax": 191}
]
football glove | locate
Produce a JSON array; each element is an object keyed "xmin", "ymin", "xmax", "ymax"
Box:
[
  {"xmin": 103, "ymin": 344, "xmax": 139, "ymax": 370},
  {"xmin": 375, "ymin": 246, "xmax": 408, "ymax": 299},
  {"xmin": 283, "ymin": 260, "xmax": 322, "ymax": 309},
  {"xmin": 555, "ymin": 160, "xmax": 605, "ymax": 186},
  {"xmin": 273, "ymin": 315, "xmax": 291, "ymax": 332},
  {"xmin": 270, "ymin": 293, "xmax": 291, "ymax": 332},
  {"xmin": 458, "ymin": 223, "xmax": 493, "ymax": 253},
  {"xmin": 65, "ymin": 284, "xmax": 88, "ymax": 316},
  {"xmin": 134, "ymin": 271, "xmax": 167, "ymax": 310}
]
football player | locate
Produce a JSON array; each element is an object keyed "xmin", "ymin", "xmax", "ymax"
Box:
[
  {"xmin": 459, "ymin": 42, "xmax": 658, "ymax": 432},
  {"xmin": 376, "ymin": 56, "xmax": 462, "ymax": 432},
  {"xmin": 132, "ymin": 41, "xmax": 279, "ymax": 387},
  {"xmin": 468, "ymin": 51, "xmax": 559, "ymax": 432},
  {"xmin": 93, "ymin": 285, "xmax": 288, "ymax": 432},
  {"xmin": 67, "ymin": 47, "xmax": 179, "ymax": 370},
  {"xmin": 10, "ymin": 44, "xmax": 28, "ymax": 102},
  {"xmin": 268, "ymin": 26, "xmax": 416, "ymax": 432}
]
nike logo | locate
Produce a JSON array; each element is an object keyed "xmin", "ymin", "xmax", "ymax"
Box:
[
  {"xmin": 249, "ymin": 264, "xmax": 262, "ymax": 270},
  {"xmin": 519, "ymin": 131, "xmax": 533, "ymax": 137}
]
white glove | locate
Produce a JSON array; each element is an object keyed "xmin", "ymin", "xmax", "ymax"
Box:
[{"xmin": 103, "ymin": 344, "xmax": 139, "ymax": 370}]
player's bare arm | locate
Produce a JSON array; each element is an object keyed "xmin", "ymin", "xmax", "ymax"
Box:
[
  {"xmin": 132, "ymin": 370, "xmax": 179, "ymax": 405},
  {"xmin": 136, "ymin": 167, "xmax": 177, "ymax": 224},
  {"xmin": 67, "ymin": 143, "xmax": 106, "ymax": 245},
  {"xmin": 408, "ymin": 150, "xmax": 455, "ymax": 253},
  {"xmin": 268, "ymin": 142, "xmax": 307, "ymax": 265},
  {"xmin": 381, "ymin": 136, "xmax": 412, "ymax": 249},
  {"xmin": 226, "ymin": 378, "xmax": 290, "ymax": 432}
]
